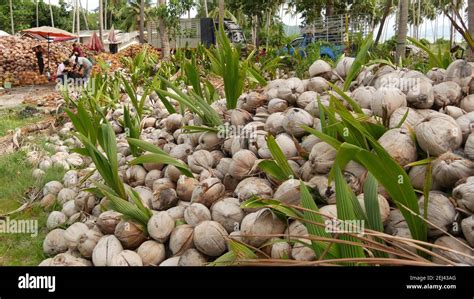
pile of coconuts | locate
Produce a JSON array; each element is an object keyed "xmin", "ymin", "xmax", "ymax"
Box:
[{"xmin": 36, "ymin": 57, "xmax": 474, "ymax": 266}]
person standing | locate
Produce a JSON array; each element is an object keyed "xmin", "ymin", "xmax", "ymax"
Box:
[{"xmin": 33, "ymin": 45, "xmax": 45, "ymax": 75}]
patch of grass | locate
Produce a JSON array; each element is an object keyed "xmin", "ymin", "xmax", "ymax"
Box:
[
  {"xmin": 0, "ymin": 137, "xmax": 66, "ymax": 266},
  {"xmin": 0, "ymin": 106, "xmax": 45, "ymax": 137}
]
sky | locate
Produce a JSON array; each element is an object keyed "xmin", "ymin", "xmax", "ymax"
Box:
[{"xmin": 49, "ymin": 0, "xmax": 465, "ymax": 42}]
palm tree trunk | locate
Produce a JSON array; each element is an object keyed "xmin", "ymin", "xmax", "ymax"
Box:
[
  {"xmin": 326, "ymin": 0, "xmax": 334, "ymax": 17},
  {"xmin": 204, "ymin": 0, "xmax": 209, "ymax": 17},
  {"xmin": 80, "ymin": 0, "xmax": 89, "ymax": 30},
  {"xmin": 375, "ymin": 0, "xmax": 393, "ymax": 46},
  {"xmin": 49, "ymin": 0, "xmax": 54, "ymax": 27},
  {"xmin": 36, "ymin": 0, "xmax": 39, "ymax": 27},
  {"xmin": 158, "ymin": 0, "xmax": 171, "ymax": 58},
  {"xmin": 9, "ymin": 0, "xmax": 14, "ymax": 34},
  {"xmin": 139, "ymin": 0, "xmax": 145, "ymax": 43},
  {"xmin": 395, "ymin": 0, "xmax": 409, "ymax": 63},
  {"xmin": 468, "ymin": 0, "xmax": 474, "ymax": 59},
  {"xmin": 219, "ymin": 0, "xmax": 225, "ymax": 24},
  {"xmin": 99, "ymin": 0, "xmax": 104, "ymax": 42},
  {"xmin": 105, "ymin": 0, "xmax": 108, "ymax": 30},
  {"xmin": 76, "ymin": 0, "xmax": 81, "ymax": 38}
]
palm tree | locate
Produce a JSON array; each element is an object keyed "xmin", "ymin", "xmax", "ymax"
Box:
[
  {"xmin": 9, "ymin": 0, "xmax": 14, "ymax": 34},
  {"xmin": 395, "ymin": 0, "xmax": 409, "ymax": 63},
  {"xmin": 375, "ymin": 0, "xmax": 393, "ymax": 46},
  {"xmin": 469, "ymin": 0, "xmax": 474, "ymax": 59},
  {"xmin": 157, "ymin": 0, "xmax": 171, "ymax": 58},
  {"xmin": 120, "ymin": 0, "xmax": 151, "ymax": 32},
  {"xmin": 218, "ymin": 0, "xmax": 225, "ymax": 24},
  {"xmin": 99, "ymin": 0, "xmax": 104, "ymax": 41},
  {"xmin": 139, "ymin": 0, "xmax": 145, "ymax": 43},
  {"xmin": 49, "ymin": 0, "xmax": 55, "ymax": 27},
  {"xmin": 36, "ymin": 0, "xmax": 39, "ymax": 27}
]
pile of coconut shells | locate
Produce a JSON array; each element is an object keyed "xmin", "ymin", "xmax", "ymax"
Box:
[{"xmin": 35, "ymin": 57, "xmax": 474, "ymax": 266}]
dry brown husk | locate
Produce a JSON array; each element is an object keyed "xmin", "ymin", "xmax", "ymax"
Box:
[
  {"xmin": 378, "ymin": 128, "xmax": 417, "ymax": 167},
  {"xmin": 114, "ymin": 220, "xmax": 147, "ymax": 249},
  {"xmin": 432, "ymin": 152, "xmax": 474, "ymax": 188},
  {"xmin": 418, "ymin": 191, "xmax": 456, "ymax": 237},
  {"xmin": 415, "ymin": 113, "xmax": 463, "ymax": 156},
  {"xmin": 453, "ymin": 177, "xmax": 474, "ymax": 212}
]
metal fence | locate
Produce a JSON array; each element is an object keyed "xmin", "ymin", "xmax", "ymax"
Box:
[{"xmin": 302, "ymin": 14, "xmax": 371, "ymax": 44}]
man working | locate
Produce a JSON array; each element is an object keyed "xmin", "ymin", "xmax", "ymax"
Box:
[
  {"xmin": 32, "ymin": 45, "xmax": 45, "ymax": 75},
  {"xmin": 74, "ymin": 56, "xmax": 93, "ymax": 81},
  {"xmin": 71, "ymin": 43, "xmax": 84, "ymax": 58},
  {"xmin": 56, "ymin": 60, "xmax": 70, "ymax": 84}
]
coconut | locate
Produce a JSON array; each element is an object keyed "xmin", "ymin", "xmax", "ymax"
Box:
[
  {"xmin": 356, "ymin": 193, "xmax": 391, "ymax": 223},
  {"xmin": 445, "ymin": 59, "xmax": 474, "ymax": 92},
  {"xmin": 455, "ymin": 112, "xmax": 474, "ymax": 141},
  {"xmin": 64, "ymin": 222, "xmax": 89, "ymax": 250},
  {"xmin": 32, "ymin": 168, "xmax": 45, "ymax": 179},
  {"xmin": 426, "ymin": 67, "xmax": 446, "ymax": 83},
  {"xmin": 110, "ymin": 250, "xmax": 143, "ymax": 266},
  {"xmin": 461, "ymin": 216, "xmax": 474, "ymax": 247},
  {"xmin": 439, "ymin": 105, "xmax": 465, "ymax": 119},
  {"xmin": 453, "ymin": 177, "xmax": 474, "ymax": 212},
  {"xmin": 292, "ymin": 242, "xmax": 316, "ymax": 261},
  {"xmin": 385, "ymin": 209, "xmax": 409, "ymax": 235},
  {"xmin": 333, "ymin": 57, "xmax": 354, "ymax": 78},
  {"xmin": 378, "ymin": 128, "xmax": 417, "ymax": 167},
  {"xmin": 49, "ymin": 253, "xmax": 92, "ymax": 266},
  {"xmin": 301, "ymin": 134, "xmax": 321, "ymax": 153},
  {"xmin": 134, "ymin": 186, "xmax": 153, "ymax": 209},
  {"xmin": 193, "ymin": 220, "xmax": 228, "ymax": 256},
  {"xmin": 229, "ymin": 150, "xmax": 257, "ymax": 180},
  {"xmin": 190, "ymin": 178, "xmax": 225, "ymax": 207},
  {"xmin": 92, "ymin": 235, "xmax": 124, "ymax": 266},
  {"xmin": 309, "ymin": 60, "xmax": 332, "ymax": 79},
  {"xmin": 274, "ymin": 179, "xmax": 301, "ymax": 206},
  {"xmin": 77, "ymin": 229, "xmax": 103, "ymax": 258},
  {"xmin": 137, "ymin": 240, "xmax": 166, "ymax": 266},
  {"xmin": 124, "ymin": 165, "xmax": 147, "ymax": 187},
  {"xmin": 432, "ymin": 81, "xmax": 462, "ymax": 107},
  {"xmin": 159, "ymin": 256, "xmax": 181, "ymax": 266},
  {"xmin": 162, "ymin": 113, "xmax": 183, "ymax": 132},
  {"xmin": 211, "ymin": 198, "xmax": 244, "ymax": 233},
  {"xmin": 43, "ymin": 229, "xmax": 68, "ymax": 256},
  {"xmin": 388, "ymin": 107, "xmax": 424, "ymax": 129},
  {"xmin": 415, "ymin": 113, "xmax": 462, "ymax": 156},
  {"xmin": 432, "ymin": 152, "xmax": 474, "ymax": 188},
  {"xmin": 408, "ymin": 165, "xmax": 440, "ymax": 191},
  {"xmin": 264, "ymin": 112, "xmax": 285, "ymax": 135},
  {"xmin": 97, "ymin": 211, "xmax": 122, "ymax": 235},
  {"xmin": 175, "ymin": 175, "xmax": 198, "ymax": 202},
  {"xmin": 234, "ymin": 177, "xmax": 273, "ymax": 202},
  {"xmin": 57, "ymin": 188, "xmax": 77, "ymax": 205},
  {"xmin": 169, "ymin": 224, "xmax": 195, "ymax": 255},
  {"xmin": 46, "ymin": 211, "xmax": 67, "ymax": 230},
  {"xmin": 297, "ymin": 91, "xmax": 318, "ymax": 109},
  {"xmin": 152, "ymin": 178, "xmax": 178, "ymax": 210},
  {"xmin": 371, "ymin": 87, "xmax": 407, "ymax": 119},
  {"xmin": 267, "ymin": 98, "xmax": 288, "ymax": 114},
  {"xmin": 460, "ymin": 95, "xmax": 474, "ymax": 113},
  {"xmin": 306, "ymin": 77, "xmax": 330, "ymax": 93},
  {"xmin": 270, "ymin": 239, "xmax": 292, "ymax": 259},
  {"xmin": 148, "ymin": 211, "xmax": 175, "ymax": 243},
  {"xmin": 352, "ymin": 86, "xmax": 376, "ymax": 109},
  {"xmin": 238, "ymin": 92, "xmax": 268, "ymax": 113},
  {"xmin": 63, "ymin": 170, "xmax": 79, "ymax": 188},
  {"xmin": 309, "ymin": 142, "xmax": 337, "ymax": 174},
  {"xmin": 277, "ymin": 78, "xmax": 305, "ymax": 104},
  {"xmin": 187, "ymin": 150, "xmax": 214, "ymax": 173},
  {"xmin": 432, "ymin": 236, "xmax": 474, "ymax": 265},
  {"xmin": 184, "ymin": 203, "xmax": 212, "ymax": 227},
  {"xmin": 114, "ymin": 220, "xmax": 147, "ymax": 249},
  {"xmin": 178, "ymin": 248, "xmax": 208, "ymax": 266},
  {"xmin": 406, "ymin": 80, "xmax": 434, "ymax": 109},
  {"xmin": 62, "ymin": 200, "xmax": 79, "ymax": 217},
  {"xmin": 230, "ymin": 108, "xmax": 253, "ymax": 126},
  {"xmin": 465, "ymin": 134, "xmax": 474, "ymax": 160},
  {"xmin": 418, "ymin": 192, "xmax": 456, "ymax": 237},
  {"xmin": 74, "ymin": 191, "xmax": 96, "ymax": 213},
  {"xmin": 43, "ymin": 181, "xmax": 63, "ymax": 196},
  {"xmin": 240, "ymin": 208, "xmax": 285, "ymax": 247},
  {"xmin": 282, "ymin": 108, "xmax": 313, "ymax": 137},
  {"xmin": 169, "ymin": 143, "xmax": 193, "ymax": 163},
  {"xmin": 41, "ymin": 194, "xmax": 57, "ymax": 210}
]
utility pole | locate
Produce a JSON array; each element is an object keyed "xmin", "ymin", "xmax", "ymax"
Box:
[
  {"xmin": 9, "ymin": 0, "xmax": 14, "ymax": 34},
  {"xmin": 76, "ymin": 0, "xmax": 81, "ymax": 38},
  {"xmin": 99, "ymin": 0, "xmax": 104, "ymax": 42},
  {"xmin": 36, "ymin": 0, "xmax": 39, "ymax": 27},
  {"xmin": 139, "ymin": 0, "xmax": 145, "ymax": 43},
  {"xmin": 49, "ymin": 0, "xmax": 55, "ymax": 27}
]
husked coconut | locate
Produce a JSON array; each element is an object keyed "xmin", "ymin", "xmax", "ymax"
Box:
[
  {"xmin": 152, "ymin": 178, "xmax": 178, "ymax": 210},
  {"xmin": 114, "ymin": 220, "xmax": 147, "ymax": 249},
  {"xmin": 335, "ymin": 57, "xmax": 355, "ymax": 78},
  {"xmin": 356, "ymin": 193, "xmax": 391, "ymax": 223},
  {"xmin": 371, "ymin": 87, "xmax": 407, "ymax": 119},
  {"xmin": 378, "ymin": 128, "xmax": 417, "ymax": 167},
  {"xmin": 455, "ymin": 112, "xmax": 474, "ymax": 141},
  {"xmin": 426, "ymin": 67, "xmax": 446, "ymax": 83},
  {"xmin": 234, "ymin": 177, "xmax": 273, "ymax": 202},
  {"xmin": 415, "ymin": 113, "xmax": 462, "ymax": 156},
  {"xmin": 238, "ymin": 92, "xmax": 268, "ymax": 113},
  {"xmin": 439, "ymin": 106, "xmax": 465, "ymax": 119},
  {"xmin": 57, "ymin": 188, "xmax": 77, "ymax": 205},
  {"xmin": 74, "ymin": 191, "xmax": 96, "ymax": 213},
  {"xmin": 461, "ymin": 216, "xmax": 474, "ymax": 247},
  {"xmin": 184, "ymin": 203, "xmax": 211, "ymax": 226},
  {"xmin": 43, "ymin": 229, "xmax": 68, "ymax": 256},
  {"xmin": 169, "ymin": 224, "xmax": 195, "ymax": 255},
  {"xmin": 176, "ymin": 175, "xmax": 198, "ymax": 201},
  {"xmin": 408, "ymin": 165, "xmax": 440, "ymax": 191},
  {"xmin": 211, "ymin": 198, "xmax": 244, "ymax": 233},
  {"xmin": 282, "ymin": 108, "xmax": 313, "ymax": 137},
  {"xmin": 264, "ymin": 112, "xmax": 285, "ymax": 135},
  {"xmin": 110, "ymin": 250, "xmax": 143, "ymax": 266},
  {"xmin": 432, "ymin": 236, "xmax": 474, "ymax": 265},
  {"xmin": 187, "ymin": 150, "xmax": 214, "ymax": 173},
  {"xmin": 274, "ymin": 179, "xmax": 301, "ymax": 206},
  {"xmin": 465, "ymin": 134, "xmax": 474, "ymax": 160},
  {"xmin": 309, "ymin": 60, "xmax": 332, "ymax": 78},
  {"xmin": 190, "ymin": 178, "xmax": 225, "ymax": 207},
  {"xmin": 46, "ymin": 211, "xmax": 67, "ymax": 230},
  {"xmin": 432, "ymin": 81, "xmax": 462, "ymax": 107},
  {"xmin": 432, "ymin": 152, "xmax": 474, "ymax": 188},
  {"xmin": 453, "ymin": 177, "xmax": 474, "ymax": 212},
  {"xmin": 352, "ymin": 86, "xmax": 376, "ymax": 109},
  {"xmin": 148, "ymin": 211, "xmax": 175, "ymax": 242},
  {"xmin": 388, "ymin": 107, "xmax": 424, "ymax": 129},
  {"xmin": 297, "ymin": 91, "xmax": 318, "ymax": 109},
  {"xmin": 97, "ymin": 211, "xmax": 122, "ymax": 234},
  {"xmin": 277, "ymin": 78, "xmax": 305, "ymax": 105},
  {"xmin": 229, "ymin": 150, "xmax": 257, "ymax": 180},
  {"xmin": 305, "ymin": 77, "xmax": 330, "ymax": 93},
  {"xmin": 267, "ymin": 98, "xmax": 288, "ymax": 113},
  {"xmin": 137, "ymin": 240, "xmax": 166, "ymax": 266},
  {"xmin": 230, "ymin": 108, "xmax": 253, "ymax": 126},
  {"xmin": 406, "ymin": 80, "xmax": 434, "ymax": 109},
  {"xmin": 460, "ymin": 95, "xmax": 474, "ymax": 113},
  {"xmin": 159, "ymin": 256, "xmax": 181, "ymax": 266},
  {"xmin": 49, "ymin": 253, "xmax": 92, "ymax": 266},
  {"xmin": 418, "ymin": 192, "xmax": 456, "ymax": 237},
  {"xmin": 240, "ymin": 208, "xmax": 285, "ymax": 247},
  {"xmin": 64, "ymin": 222, "xmax": 89, "ymax": 250},
  {"xmin": 445, "ymin": 59, "xmax": 474, "ymax": 92},
  {"xmin": 309, "ymin": 142, "xmax": 337, "ymax": 174},
  {"xmin": 124, "ymin": 165, "xmax": 147, "ymax": 187},
  {"xmin": 193, "ymin": 220, "xmax": 228, "ymax": 256},
  {"xmin": 43, "ymin": 181, "xmax": 63, "ymax": 196},
  {"xmin": 77, "ymin": 229, "xmax": 103, "ymax": 258}
]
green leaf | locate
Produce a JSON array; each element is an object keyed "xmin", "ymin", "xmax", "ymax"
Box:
[
  {"xmin": 257, "ymin": 160, "xmax": 288, "ymax": 181},
  {"xmin": 265, "ymin": 134, "xmax": 296, "ymax": 179},
  {"xmin": 343, "ymin": 32, "xmax": 374, "ymax": 91}
]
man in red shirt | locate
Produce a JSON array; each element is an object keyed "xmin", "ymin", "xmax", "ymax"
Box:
[{"xmin": 71, "ymin": 43, "xmax": 84, "ymax": 58}]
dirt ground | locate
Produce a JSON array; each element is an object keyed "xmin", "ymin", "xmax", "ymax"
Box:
[{"xmin": 0, "ymin": 85, "xmax": 57, "ymax": 109}]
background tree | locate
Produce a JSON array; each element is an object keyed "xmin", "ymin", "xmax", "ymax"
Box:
[
  {"xmin": 469, "ymin": 0, "xmax": 474, "ymax": 58},
  {"xmin": 395, "ymin": 0, "xmax": 409, "ymax": 62}
]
